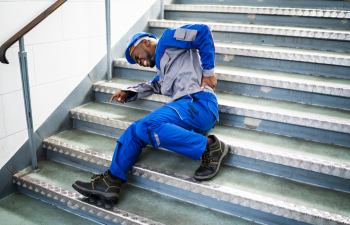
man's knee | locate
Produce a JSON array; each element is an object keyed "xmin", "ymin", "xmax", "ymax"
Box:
[{"xmin": 135, "ymin": 117, "xmax": 162, "ymax": 143}]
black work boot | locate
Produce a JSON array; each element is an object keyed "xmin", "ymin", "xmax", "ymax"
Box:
[
  {"xmin": 72, "ymin": 170, "xmax": 123, "ymax": 206},
  {"xmin": 194, "ymin": 135, "xmax": 229, "ymax": 181}
]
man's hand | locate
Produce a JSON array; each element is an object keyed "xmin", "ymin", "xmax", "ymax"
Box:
[
  {"xmin": 110, "ymin": 90, "xmax": 132, "ymax": 104},
  {"xmin": 201, "ymin": 75, "xmax": 217, "ymax": 92}
]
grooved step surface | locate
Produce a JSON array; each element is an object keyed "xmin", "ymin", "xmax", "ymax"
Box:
[
  {"xmin": 149, "ymin": 19, "xmax": 350, "ymax": 41},
  {"xmin": 92, "ymin": 77, "xmax": 350, "ymax": 134},
  {"xmin": 164, "ymin": 4, "xmax": 350, "ymax": 18},
  {"xmin": 0, "ymin": 193, "xmax": 99, "ymax": 225},
  {"xmin": 20, "ymin": 160, "xmax": 257, "ymax": 225},
  {"xmin": 215, "ymin": 41, "xmax": 350, "ymax": 66},
  {"xmin": 49, "ymin": 128, "xmax": 350, "ymax": 179},
  {"xmin": 114, "ymin": 58, "xmax": 350, "ymax": 97},
  {"xmin": 69, "ymin": 102, "xmax": 350, "ymax": 179},
  {"xmin": 43, "ymin": 129, "xmax": 350, "ymax": 219},
  {"xmin": 175, "ymin": 0, "xmax": 350, "ymax": 10}
]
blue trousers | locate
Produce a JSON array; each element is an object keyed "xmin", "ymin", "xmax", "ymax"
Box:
[{"xmin": 109, "ymin": 93, "xmax": 218, "ymax": 182}]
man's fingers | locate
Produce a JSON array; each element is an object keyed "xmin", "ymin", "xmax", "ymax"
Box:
[{"xmin": 110, "ymin": 93, "xmax": 118, "ymax": 102}]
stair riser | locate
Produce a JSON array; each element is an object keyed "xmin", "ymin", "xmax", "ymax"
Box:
[
  {"xmin": 165, "ymin": 11, "xmax": 350, "ymax": 30},
  {"xmin": 17, "ymin": 186, "xmax": 119, "ymax": 225},
  {"xmin": 149, "ymin": 27, "xmax": 350, "ymax": 53},
  {"xmin": 47, "ymin": 143, "xmax": 350, "ymax": 193},
  {"xmin": 95, "ymin": 92, "xmax": 350, "ymax": 147},
  {"xmin": 215, "ymin": 54, "xmax": 350, "ymax": 79},
  {"xmin": 175, "ymin": 0, "xmax": 350, "ymax": 10},
  {"xmin": 114, "ymin": 68, "xmax": 350, "ymax": 110}
]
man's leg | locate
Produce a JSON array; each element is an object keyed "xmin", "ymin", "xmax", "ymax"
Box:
[
  {"xmin": 72, "ymin": 120, "xmax": 146, "ymax": 205},
  {"xmin": 109, "ymin": 120, "xmax": 147, "ymax": 182},
  {"xmin": 134, "ymin": 98, "xmax": 229, "ymax": 181},
  {"xmin": 72, "ymin": 97, "xmax": 228, "ymax": 205}
]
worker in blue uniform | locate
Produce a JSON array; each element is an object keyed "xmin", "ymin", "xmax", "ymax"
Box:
[{"xmin": 72, "ymin": 24, "xmax": 229, "ymax": 206}]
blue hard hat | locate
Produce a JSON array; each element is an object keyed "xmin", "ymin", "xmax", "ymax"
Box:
[{"xmin": 125, "ymin": 32, "xmax": 157, "ymax": 64}]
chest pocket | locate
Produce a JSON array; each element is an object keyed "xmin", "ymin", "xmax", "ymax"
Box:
[{"xmin": 174, "ymin": 28, "xmax": 197, "ymax": 41}]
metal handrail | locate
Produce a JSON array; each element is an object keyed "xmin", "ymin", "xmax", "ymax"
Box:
[
  {"xmin": 0, "ymin": 0, "xmax": 163, "ymax": 172},
  {"xmin": 0, "ymin": 0, "xmax": 67, "ymax": 64},
  {"xmin": 0, "ymin": 0, "xmax": 68, "ymax": 172}
]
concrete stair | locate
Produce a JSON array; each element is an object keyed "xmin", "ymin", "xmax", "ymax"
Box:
[
  {"xmin": 164, "ymin": 4, "xmax": 350, "ymax": 29},
  {"xmin": 114, "ymin": 58, "xmax": 350, "ymax": 109},
  {"xmin": 8, "ymin": 0, "xmax": 350, "ymax": 224},
  {"xmin": 175, "ymin": 0, "xmax": 350, "ymax": 10},
  {"xmin": 149, "ymin": 20, "xmax": 350, "ymax": 52},
  {"xmin": 14, "ymin": 159, "xmax": 254, "ymax": 225},
  {"xmin": 38, "ymin": 127, "xmax": 350, "ymax": 225}
]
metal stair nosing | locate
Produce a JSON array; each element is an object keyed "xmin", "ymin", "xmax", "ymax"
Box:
[
  {"xmin": 113, "ymin": 59, "xmax": 350, "ymax": 99},
  {"xmin": 40, "ymin": 135, "xmax": 350, "ymax": 225},
  {"xmin": 148, "ymin": 20, "xmax": 350, "ymax": 42},
  {"xmin": 66, "ymin": 107, "xmax": 350, "ymax": 187},
  {"xmin": 214, "ymin": 42, "xmax": 350, "ymax": 67},
  {"xmin": 164, "ymin": 4, "xmax": 350, "ymax": 19},
  {"xmin": 95, "ymin": 91, "xmax": 350, "ymax": 148},
  {"xmin": 175, "ymin": 0, "xmax": 350, "ymax": 10},
  {"xmin": 113, "ymin": 60, "xmax": 350, "ymax": 110},
  {"xmin": 92, "ymin": 80, "xmax": 350, "ymax": 136},
  {"xmin": 164, "ymin": 5, "xmax": 350, "ymax": 30},
  {"xmin": 12, "ymin": 167, "xmax": 163, "ymax": 225}
]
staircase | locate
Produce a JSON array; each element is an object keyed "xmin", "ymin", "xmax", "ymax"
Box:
[{"xmin": 10, "ymin": 0, "xmax": 350, "ymax": 224}]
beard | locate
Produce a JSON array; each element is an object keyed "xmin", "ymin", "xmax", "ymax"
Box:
[{"xmin": 145, "ymin": 49, "xmax": 156, "ymax": 68}]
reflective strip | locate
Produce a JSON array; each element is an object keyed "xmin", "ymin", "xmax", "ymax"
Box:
[
  {"xmin": 154, "ymin": 132, "xmax": 161, "ymax": 147},
  {"xmin": 147, "ymin": 128, "xmax": 156, "ymax": 147}
]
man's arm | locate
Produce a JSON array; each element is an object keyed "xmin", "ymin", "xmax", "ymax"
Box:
[{"xmin": 110, "ymin": 76, "xmax": 161, "ymax": 103}]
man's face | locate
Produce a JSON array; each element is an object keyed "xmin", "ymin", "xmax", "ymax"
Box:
[{"xmin": 131, "ymin": 40, "xmax": 156, "ymax": 68}]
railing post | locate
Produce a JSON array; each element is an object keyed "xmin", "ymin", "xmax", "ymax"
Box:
[
  {"xmin": 18, "ymin": 37, "xmax": 40, "ymax": 172},
  {"xmin": 105, "ymin": 0, "xmax": 112, "ymax": 82},
  {"xmin": 160, "ymin": 0, "xmax": 164, "ymax": 20}
]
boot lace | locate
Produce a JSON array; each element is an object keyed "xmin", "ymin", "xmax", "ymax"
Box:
[
  {"xmin": 201, "ymin": 148, "xmax": 214, "ymax": 169},
  {"xmin": 91, "ymin": 173, "xmax": 105, "ymax": 183}
]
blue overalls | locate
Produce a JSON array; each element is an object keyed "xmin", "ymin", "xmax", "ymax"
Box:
[{"xmin": 109, "ymin": 24, "xmax": 219, "ymax": 182}]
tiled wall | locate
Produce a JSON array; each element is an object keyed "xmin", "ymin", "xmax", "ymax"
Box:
[{"xmin": 0, "ymin": 0, "xmax": 157, "ymax": 169}]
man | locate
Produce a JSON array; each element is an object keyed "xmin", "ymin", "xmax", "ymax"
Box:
[{"xmin": 72, "ymin": 24, "xmax": 229, "ymax": 206}]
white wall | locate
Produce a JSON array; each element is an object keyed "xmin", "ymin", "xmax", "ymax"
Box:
[{"xmin": 0, "ymin": 0, "xmax": 157, "ymax": 169}]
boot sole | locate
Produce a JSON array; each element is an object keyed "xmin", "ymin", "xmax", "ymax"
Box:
[
  {"xmin": 72, "ymin": 183, "xmax": 119, "ymax": 206},
  {"xmin": 193, "ymin": 141, "xmax": 229, "ymax": 181}
]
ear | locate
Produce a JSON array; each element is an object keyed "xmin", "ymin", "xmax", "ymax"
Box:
[{"xmin": 143, "ymin": 39, "xmax": 150, "ymax": 47}]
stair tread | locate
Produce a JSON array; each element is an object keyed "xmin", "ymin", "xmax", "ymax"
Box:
[
  {"xmin": 0, "ymin": 192, "xmax": 99, "ymax": 225},
  {"xmin": 165, "ymin": 4, "xmax": 350, "ymax": 17},
  {"xmin": 149, "ymin": 19, "xmax": 350, "ymax": 33},
  {"xmin": 69, "ymin": 103, "xmax": 350, "ymax": 168},
  {"xmin": 216, "ymin": 41, "xmax": 350, "ymax": 57},
  {"xmin": 93, "ymin": 77, "xmax": 350, "ymax": 127},
  {"xmin": 17, "ymin": 159, "xmax": 257, "ymax": 225},
  {"xmin": 43, "ymin": 129, "xmax": 350, "ymax": 218},
  {"xmin": 114, "ymin": 57, "xmax": 350, "ymax": 92}
]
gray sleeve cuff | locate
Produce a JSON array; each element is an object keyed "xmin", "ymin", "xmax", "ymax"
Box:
[
  {"xmin": 121, "ymin": 88, "xmax": 137, "ymax": 93},
  {"xmin": 203, "ymin": 68, "xmax": 215, "ymax": 77},
  {"xmin": 121, "ymin": 88, "xmax": 138, "ymax": 102}
]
